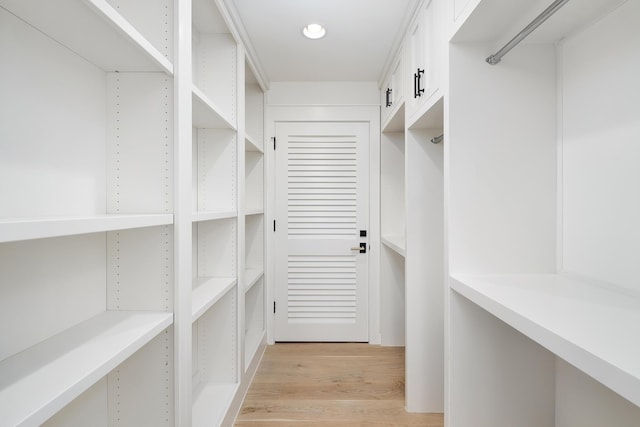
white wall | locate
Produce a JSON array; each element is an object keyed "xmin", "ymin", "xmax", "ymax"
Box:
[
  {"xmin": 267, "ymin": 81, "xmax": 379, "ymax": 105},
  {"xmin": 560, "ymin": 0, "xmax": 640, "ymax": 294}
]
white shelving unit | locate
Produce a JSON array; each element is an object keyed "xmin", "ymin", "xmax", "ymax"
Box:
[
  {"xmin": 243, "ymin": 63, "xmax": 267, "ymax": 372},
  {"xmin": 1, "ymin": 0, "xmax": 269, "ymax": 424},
  {"xmin": 447, "ymin": 0, "xmax": 640, "ymax": 425},
  {"xmin": 0, "ymin": 0, "xmax": 176, "ymax": 424},
  {"xmin": 380, "ymin": 116, "xmax": 406, "ymax": 349},
  {"xmin": 189, "ymin": 2, "xmax": 241, "ymax": 423}
]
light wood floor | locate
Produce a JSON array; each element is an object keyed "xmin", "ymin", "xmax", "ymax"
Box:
[{"xmin": 235, "ymin": 343, "xmax": 444, "ymax": 426}]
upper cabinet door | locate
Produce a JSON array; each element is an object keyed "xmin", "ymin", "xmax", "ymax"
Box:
[
  {"xmin": 406, "ymin": 0, "xmax": 445, "ymax": 124},
  {"xmin": 381, "ymin": 47, "xmax": 404, "ymax": 125}
]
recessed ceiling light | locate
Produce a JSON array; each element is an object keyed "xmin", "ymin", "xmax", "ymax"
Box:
[{"xmin": 302, "ymin": 23, "xmax": 326, "ymax": 40}]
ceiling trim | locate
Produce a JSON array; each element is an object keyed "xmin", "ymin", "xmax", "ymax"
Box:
[
  {"xmin": 377, "ymin": 0, "xmax": 424, "ymax": 89},
  {"xmin": 217, "ymin": 0, "xmax": 271, "ymax": 91}
]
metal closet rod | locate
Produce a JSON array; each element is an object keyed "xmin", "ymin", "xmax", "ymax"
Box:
[{"xmin": 486, "ymin": 0, "xmax": 570, "ymax": 65}]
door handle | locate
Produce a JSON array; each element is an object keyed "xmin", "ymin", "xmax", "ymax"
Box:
[{"xmin": 350, "ymin": 243, "xmax": 367, "ymax": 254}]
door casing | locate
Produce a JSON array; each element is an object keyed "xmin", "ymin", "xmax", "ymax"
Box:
[{"xmin": 264, "ymin": 105, "xmax": 381, "ymax": 345}]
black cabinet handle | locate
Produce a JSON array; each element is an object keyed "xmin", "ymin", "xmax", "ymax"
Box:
[
  {"xmin": 385, "ymin": 88, "xmax": 392, "ymax": 107},
  {"xmin": 414, "ymin": 68, "xmax": 425, "ymax": 98}
]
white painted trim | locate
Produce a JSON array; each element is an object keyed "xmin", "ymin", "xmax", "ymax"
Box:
[
  {"xmin": 218, "ymin": 0, "xmax": 270, "ymax": 91},
  {"xmin": 264, "ymin": 105, "xmax": 381, "ymax": 344}
]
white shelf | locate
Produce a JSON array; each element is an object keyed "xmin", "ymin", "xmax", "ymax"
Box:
[
  {"xmin": 245, "ymin": 134, "xmax": 264, "ymax": 153},
  {"xmin": 192, "ymin": 210, "xmax": 237, "ymax": 223},
  {"xmin": 192, "ymin": 382, "xmax": 238, "ymax": 427},
  {"xmin": 245, "ymin": 208, "xmax": 264, "ymax": 216},
  {"xmin": 0, "ymin": 214, "xmax": 173, "ymax": 243},
  {"xmin": 408, "ymin": 93, "xmax": 444, "ymax": 130},
  {"xmin": 0, "ymin": 0, "xmax": 173, "ymax": 74},
  {"xmin": 382, "ymin": 102, "xmax": 405, "ymax": 133},
  {"xmin": 245, "ymin": 268, "xmax": 264, "ymax": 293},
  {"xmin": 381, "ymin": 234, "xmax": 406, "ymax": 257},
  {"xmin": 192, "ymin": 86, "xmax": 236, "ymax": 130},
  {"xmin": 450, "ymin": 273, "xmax": 640, "ymax": 407},
  {"xmin": 0, "ymin": 310, "xmax": 172, "ymax": 427},
  {"xmin": 192, "ymin": 277, "xmax": 237, "ymax": 322}
]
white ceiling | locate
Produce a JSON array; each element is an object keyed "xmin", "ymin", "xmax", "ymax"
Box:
[{"xmin": 230, "ymin": 0, "xmax": 419, "ymax": 83}]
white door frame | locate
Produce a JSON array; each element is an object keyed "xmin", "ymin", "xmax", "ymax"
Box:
[{"xmin": 265, "ymin": 105, "xmax": 381, "ymax": 344}]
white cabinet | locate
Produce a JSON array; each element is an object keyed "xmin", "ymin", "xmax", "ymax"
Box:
[
  {"xmin": 381, "ymin": 47, "xmax": 405, "ymax": 131},
  {"xmin": 0, "ymin": 0, "xmax": 176, "ymax": 425},
  {"xmin": 447, "ymin": 0, "xmax": 640, "ymax": 425},
  {"xmin": 379, "ymin": 0, "xmax": 447, "ymax": 413},
  {"xmin": 406, "ymin": 0, "xmax": 446, "ymax": 127}
]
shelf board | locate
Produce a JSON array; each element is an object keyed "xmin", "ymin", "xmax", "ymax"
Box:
[
  {"xmin": 245, "ymin": 134, "xmax": 264, "ymax": 153},
  {"xmin": 381, "ymin": 235, "xmax": 406, "ymax": 257},
  {"xmin": 0, "ymin": 0, "xmax": 173, "ymax": 73},
  {"xmin": 192, "ymin": 85, "xmax": 236, "ymax": 130},
  {"xmin": 0, "ymin": 214, "xmax": 173, "ymax": 243},
  {"xmin": 408, "ymin": 93, "xmax": 444, "ymax": 130},
  {"xmin": 382, "ymin": 102, "xmax": 405, "ymax": 133},
  {"xmin": 0, "ymin": 310, "xmax": 172, "ymax": 427},
  {"xmin": 245, "ymin": 268, "xmax": 264, "ymax": 293},
  {"xmin": 244, "ymin": 208, "xmax": 264, "ymax": 216},
  {"xmin": 192, "ymin": 210, "xmax": 237, "ymax": 223},
  {"xmin": 450, "ymin": 273, "xmax": 640, "ymax": 407},
  {"xmin": 192, "ymin": 382, "xmax": 238, "ymax": 427},
  {"xmin": 192, "ymin": 277, "xmax": 237, "ymax": 322}
]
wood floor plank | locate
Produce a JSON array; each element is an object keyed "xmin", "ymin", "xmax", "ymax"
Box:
[{"xmin": 235, "ymin": 343, "xmax": 444, "ymax": 427}]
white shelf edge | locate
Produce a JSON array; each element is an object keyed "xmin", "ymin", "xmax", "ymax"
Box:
[
  {"xmin": 192, "ymin": 277, "xmax": 237, "ymax": 322},
  {"xmin": 450, "ymin": 273, "xmax": 640, "ymax": 407},
  {"xmin": 245, "ymin": 268, "xmax": 264, "ymax": 293},
  {"xmin": 381, "ymin": 235, "xmax": 406, "ymax": 257},
  {"xmin": 0, "ymin": 310, "xmax": 172, "ymax": 427},
  {"xmin": 245, "ymin": 134, "xmax": 264, "ymax": 153},
  {"xmin": 192, "ymin": 382, "xmax": 239, "ymax": 427},
  {"xmin": 244, "ymin": 208, "xmax": 264, "ymax": 216},
  {"xmin": 192, "ymin": 210, "xmax": 237, "ymax": 223},
  {"xmin": 192, "ymin": 85, "xmax": 236, "ymax": 130},
  {"xmin": 0, "ymin": 214, "xmax": 174, "ymax": 243},
  {"xmin": 85, "ymin": 0, "xmax": 174, "ymax": 74}
]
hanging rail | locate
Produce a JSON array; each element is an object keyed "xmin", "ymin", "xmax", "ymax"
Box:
[{"xmin": 486, "ymin": 0, "xmax": 570, "ymax": 65}]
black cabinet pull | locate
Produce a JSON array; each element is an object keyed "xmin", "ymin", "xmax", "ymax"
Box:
[
  {"xmin": 385, "ymin": 88, "xmax": 392, "ymax": 107},
  {"xmin": 414, "ymin": 68, "xmax": 425, "ymax": 98}
]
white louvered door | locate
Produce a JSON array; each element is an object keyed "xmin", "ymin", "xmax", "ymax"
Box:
[{"xmin": 275, "ymin": 122, "xmax": 369, "ymax": 341}]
